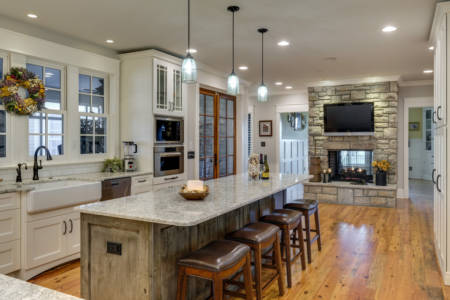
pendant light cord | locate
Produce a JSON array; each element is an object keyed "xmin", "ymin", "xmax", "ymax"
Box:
[
  {"xmin": 232, "ymin": 11, "xmax": 235, "ymax": 72},
  {"xmin": 187, "ymin": 0, "xmax": 191, "ymax": 51},
  {"xmin": 261, "ymin": 31, "xmax": 264, "ymax": 84}
]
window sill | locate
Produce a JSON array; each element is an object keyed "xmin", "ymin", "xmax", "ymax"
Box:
[{"xmin": 0, "ymin": 158, "xmax": 106, "ymax": 170}]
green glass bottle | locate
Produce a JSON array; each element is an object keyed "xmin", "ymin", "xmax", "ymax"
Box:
[{"xmin": 262, "ymin": 155, "xmax": 270, "ymax": 180}]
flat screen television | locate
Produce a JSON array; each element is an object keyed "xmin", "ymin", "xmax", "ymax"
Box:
[{"xmin": 324, "ymin": 103, "xmax": 374, "ymax": 135}]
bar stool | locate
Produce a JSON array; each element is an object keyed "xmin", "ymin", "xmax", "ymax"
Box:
[
  {"xmin": 260, "ymin": 209, "xmax": 306, "ymax": 288},
  {"xmin": 227, "ymin": 222, "xmax": 285, "ymax": 300},
  {"xmin": 284, "ymin": 199, "xmax": 322, "ymax": 264},
  {"xmin": 176, "ymin": 240, "xmax": 253, "ymax": 300}
]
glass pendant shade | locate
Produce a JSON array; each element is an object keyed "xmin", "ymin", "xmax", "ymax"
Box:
[
  {"xmin": 181, "ymin": 54, "xmax": 197, "ymax": 83},
  {"xmin": 227, "ymin": 72, "xmax": 239, "ymax": 95},
  {"xmin": 257, "ymin": 84, "xmax": 268, "ymax": 102}
]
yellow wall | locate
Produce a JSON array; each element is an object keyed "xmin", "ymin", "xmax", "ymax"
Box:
[{"xmin": 408, "ymin": 108, "xmax": 422, "ymax": 139}]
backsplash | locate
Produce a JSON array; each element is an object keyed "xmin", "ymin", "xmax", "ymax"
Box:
[{"xmin": 0, "ymin": 162, "xmax": 103, "ymax": 182}]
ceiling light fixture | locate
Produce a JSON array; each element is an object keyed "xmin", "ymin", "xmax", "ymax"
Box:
[
  {"xmin": 257, "ymin": 28, "xmax": 269, "ymax": 103},
  {"xmin": 27, "ymin": 13, "xmax": 38, "ymax": 19},
  {"xmin": 275, "ymin": 82, "xmax": 283, "ymax": 86},
  {"xmin": 429, "ymin": 46, "xmax": 435, "ymax": 51},
  {"xmin": 423, "ymin": 69, "xmax": 433, "ymax": 74},
  {"xmin": 186, "ymin": 48, "xmax": 197, "ymax": 54},
  {"xmin": 181, "ymin": 0, "xmax": 197, "ymax": 83},
  {"xmin": 105, "ymin": 39, "xmax": 114, "ymax": 44},
  {"xmin": 238, "ymin": 65, "xmax": 248, "ymax": 70},
  {"xmin": 227, "ymin": 6, "xmax": 240, "ymax": 95},
  {"xmin": 382, "ymin": 25, "xmax": 397, "ymax": 33},
  {"xmin": 278, "ymin": 40, "xmax": 290, "ymax": 47},
  {"xmin": 285, "ymin": 86, "xmax": 293, "ymax": 89}
]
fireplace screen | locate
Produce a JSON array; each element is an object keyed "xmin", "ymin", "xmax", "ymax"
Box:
[{"xmin": 328, "ymin": 150, "xmax": 374, "ymax": 182}]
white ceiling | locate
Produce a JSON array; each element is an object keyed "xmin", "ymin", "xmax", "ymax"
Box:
[{"xmin": 0, "ymin": 0, "xmax": 438, "ymax": 92}]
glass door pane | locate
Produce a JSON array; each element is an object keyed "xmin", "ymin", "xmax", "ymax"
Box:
[
  {"xmin": 199, "ymin": 91, "xmax": 216, "ymax": 180},
  {"xmin": 173, "ymin": 69, "xmax": 182, "ymax": 111},
  {"xmin": 156, "ymin": 64, "xmax": 167, "ymax": 109}
]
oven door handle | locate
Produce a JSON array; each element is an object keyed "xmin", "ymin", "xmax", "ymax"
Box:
[{"xmin": 159, "ymin": 152, "xmax": 183, "ymax": 157}]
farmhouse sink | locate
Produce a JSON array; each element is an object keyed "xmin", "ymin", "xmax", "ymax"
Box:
[{"xmin": 26, "ymin": 180, "xmax": 101, "ymax": 214}]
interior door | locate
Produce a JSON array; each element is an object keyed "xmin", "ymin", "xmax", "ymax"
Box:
[{"xmin": 199, "ymin": 89, "xmax": 236, "ymax": 180}]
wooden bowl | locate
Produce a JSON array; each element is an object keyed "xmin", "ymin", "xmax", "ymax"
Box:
[{"xmin": 179, "ymin": 185, "xmax": 209, "ymax": 200}]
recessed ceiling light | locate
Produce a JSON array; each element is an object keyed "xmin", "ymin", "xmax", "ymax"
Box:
[
  {"xmin": 285, "ymin": 86, "xmax": 293, "ymax": 89},
  {"xmin": 429, "ymin": 46, "xmax": 435, "ymax": 51},
  {"xmin": 27, "ymin": 13, "xmax": 38, "ymax": 19},
  {"xmin": 186, "ymin": 48, "xmax": 197, "ymax": 54},
  {"xmin": 105, "ymin": 39, "xmax": 114, "ymax": 44},
  {"xmin": 382, "ymin": 25, "xmax": 397, "ymax": 33},
  {"xmin": 423, "ymin": 69, "xmax": 433, "ymax": 74},
  {"xmin": 278, "ymin": 40, "xmax": 290, "ymax": 47},
  {"xmin": 238, "ymin": 65, "xmax": 248, "ymax": 70},
  {"xmin": 275, "ymin": 82, "xmax": 283, "ymax": 86}
]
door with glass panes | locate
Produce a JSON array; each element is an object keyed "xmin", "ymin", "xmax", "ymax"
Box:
[{"xmin": 199, "ymin": 89, "xmax": 236, "ymax": 180}]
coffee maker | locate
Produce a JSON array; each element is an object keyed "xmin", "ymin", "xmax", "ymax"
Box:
[{"xmin": 123, "ymin": 141, "xmax": 137, "ymax": 172}]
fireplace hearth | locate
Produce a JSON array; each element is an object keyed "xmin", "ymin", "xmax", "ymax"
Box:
[{"xmin": 328, "ymin": 150, "xmax": 374, "ymax": 183}]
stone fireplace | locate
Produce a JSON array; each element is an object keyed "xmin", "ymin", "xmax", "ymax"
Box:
[{"xmin": 305, "ymin": 81, "xmax": 398, "ymax": 208}]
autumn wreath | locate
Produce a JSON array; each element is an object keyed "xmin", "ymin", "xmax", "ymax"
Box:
[{"xmin": 0, "ymin": 67, "xmax": 45, "ymax": 115}]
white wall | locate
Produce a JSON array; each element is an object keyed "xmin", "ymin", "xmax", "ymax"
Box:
[
  {"xmin": 249, "ymin": 92, "xmax": 309, "ymax": 171},
  {"xmin": 0, "ymin": 28, "xmax": 120, "ymax": 180},
  {"xmin": 397, "ymin": 84, "xmax": 434, "ymax": 197}
]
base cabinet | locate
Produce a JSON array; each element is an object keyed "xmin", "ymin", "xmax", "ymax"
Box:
[
  {"xmin": 25, "ymin": 211, "xmax": 80, "ymax": 270},
  {"xmin": 0, "ymin": 240, "xmax": 20, "ymax": 274}
]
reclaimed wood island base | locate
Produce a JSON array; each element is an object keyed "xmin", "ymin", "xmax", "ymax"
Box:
[{"xmin": 78, "ymin": 174, "xmax": 311, "ymax": 300}]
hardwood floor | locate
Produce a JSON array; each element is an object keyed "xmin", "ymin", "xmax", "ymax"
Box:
[{"xmin": 28, "ymin": 180, "xmax": 450, "ymax": 299}]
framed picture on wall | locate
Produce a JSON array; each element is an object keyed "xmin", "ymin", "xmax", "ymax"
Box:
[
  {"xmin": 409, "ymin": 122, "xmax": 420, "ymax": 131},
  {"xmin": 259, "ymin": 120, "xmax": 273, "ymax": 137}
]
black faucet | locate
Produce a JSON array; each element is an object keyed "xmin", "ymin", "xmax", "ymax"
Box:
[
  {"xmin": 16, "ymin": 163, "xmax": 27, "ymax": 183},
  {"xmin": 33, "ymin": 146, "xmax": 53, "ymax": 181}
]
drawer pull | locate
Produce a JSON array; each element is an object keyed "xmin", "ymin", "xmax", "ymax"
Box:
[
  {"xmin": 137, "ymin": 179, "xmax": 147, "ymax": 183},
  {"xmin": 164, "ymin": 176, "xmax": 179, "ymax": 181},
  {"xmin": 437, "ymin": 106, "xmax": 443, "ymax": 121},
  {"xmin": 69, "ymin": 219, "xmax": 73, "ymax": 234},
  {"xmin": 63, "ymin": 221, "xmax": 67, "ymax": 235}
]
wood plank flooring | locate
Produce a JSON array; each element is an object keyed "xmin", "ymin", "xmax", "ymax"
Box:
[{"xmin": 28, "ymin": 180, "xmax": 450, "ymax": 299}]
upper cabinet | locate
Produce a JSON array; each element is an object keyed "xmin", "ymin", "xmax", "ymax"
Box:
[
  {"xmin": 153, "ymin": 58, "xmax": 183, "ymax": 117},
  {"xmin": 433, "ymin": 10, "xmax": 448, "ymax": 128}
]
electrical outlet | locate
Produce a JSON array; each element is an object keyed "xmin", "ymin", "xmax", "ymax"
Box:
[{"xmin": 107, "ymin": 241, "xmax": 122, "ymax": 255}]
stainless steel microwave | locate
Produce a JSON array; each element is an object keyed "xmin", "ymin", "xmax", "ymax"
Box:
[
  {"xmin": 155, "ymin": 117, "xmax": 184, "ymax": 145},
  {"xmin": 154, "ymin": 146, "xmax": 184, "ymax": 177}
]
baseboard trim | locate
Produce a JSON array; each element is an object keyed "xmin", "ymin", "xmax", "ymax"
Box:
[{"xmin": 396, "ymin": 188, "xmax": 408, "ymax": 199}]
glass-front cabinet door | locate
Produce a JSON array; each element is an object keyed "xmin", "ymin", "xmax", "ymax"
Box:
[
  {"xmin": 199, "ymin": 88, "xmax": 236, "ymax": 180},
  {"xmin": 153, "ymin": 58, "xmax": 183, "ymax": 116}
]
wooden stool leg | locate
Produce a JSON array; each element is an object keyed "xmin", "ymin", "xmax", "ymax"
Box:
[
  {"xmin": 314, "ymin": 209, "xmax": 322, "ymax": 251},
  {"xmin": 254, "ymin": 246, "xmax": 263, "ymax": 300},
  {"xmin": 283, "ymin": 227, "xmax": 293, "ymax": 288},
  {"xmin": 274, "ymin": 233, "xmax": 286, "ymax": 296},
  {"xmin": 213, "ymin": 277, "xmax": 223, "ymax": 300},
  {"xmin": 304, "ymin": 212, "xmax": 312, "ymax": 264},
  {"xmin": 297, "ymin": 219, "xmax": 306, "ymax": 270},
  {"xmin": 176, "ymin": 267, "xmax": 187, "ymax": 300},
  {"xmin": 243, "ymin": 253, "xmax": 254, "ymax": 300}
]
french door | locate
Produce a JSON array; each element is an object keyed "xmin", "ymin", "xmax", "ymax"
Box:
[{"xmin": 199, "ymin": 88, "xmax": 236, "ymax": 180}]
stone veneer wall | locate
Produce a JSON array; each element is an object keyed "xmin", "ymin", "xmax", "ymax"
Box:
[
  {"xmin": 303, "ymin": 183, "xmax": 397, "ymax": 208},
  {"xmin": 308, "ymin": 82, "xmax": 399, "ymax": 184}
]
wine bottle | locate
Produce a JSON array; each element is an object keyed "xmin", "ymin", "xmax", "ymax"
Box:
[
  {"xmin": 259, "ymin": 154, "xmax": 264, "ymax": 179},
  {"xmin": 262, "ymin": 155, "xmax": 270, "ymax": 180}
]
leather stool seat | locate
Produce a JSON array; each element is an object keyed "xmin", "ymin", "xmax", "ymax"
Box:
[
  {"xmin": 178, "ymin": 240, "xmax": 250, "ymax": 272},
  {"xmin": 227, "ymin": 222, "xmax": 280, "ymax": 244},
  {"xmin": 259, "ymin": 209, "xmax": 301, "ymax": 225},
  {"xmin": 284, "ymin": 199, "xmax": 318, "ymax": 211}
]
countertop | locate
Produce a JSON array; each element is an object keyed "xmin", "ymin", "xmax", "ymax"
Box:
[
  {"xmin": 0, "ymin": 170, "xmax": 153, "ymax": 194},
  {"xmin": 0, "ymin": 274, "xmax": 81, "ymax": 300},
  {"xmin": 77, "ymin": 173, "xmax": 311, "ymax": 227}
]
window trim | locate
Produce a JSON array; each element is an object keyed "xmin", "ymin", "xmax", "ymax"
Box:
[
  {"xmin": 0, "ymin": 51, "xmax": 10, "ymax": 162},
  {"xmin": 26, "ymin": 58, "xmax": 67, "ymax": 160},
  {"xmin": 78, "ymin": 69, "xmax": 109, "ymax": 156}
]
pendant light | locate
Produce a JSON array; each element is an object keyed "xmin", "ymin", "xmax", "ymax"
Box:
[
  {"xmin": 257, "ymin": 28, "xmax": 268, "ymax": 102},
  {"xmin": 181, "ymin": 0, "xmax": 197, "ymax": 83},
  {"xmin": 227, "ymin": 6, "xmax": 240, "ymax": 95}
]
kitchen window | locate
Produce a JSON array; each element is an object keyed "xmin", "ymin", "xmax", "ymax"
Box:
[
  {"xmin": 0, "ymin": 54, "xmax": 6, "ymax": 158},
  {"xmin": 248, "ymin": 113, "xmax": 253, "ymax": 156},
  {"xmin": 79, "ymin": 72, "xmax": 108, "ymax": 154},
  {"xmin": 26, "ymin": 62, "xmax": 65, "ymax": 157}
]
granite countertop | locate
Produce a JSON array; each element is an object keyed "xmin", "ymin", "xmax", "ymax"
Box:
[
  {"xmin": 0, "ymin": 170, "xmax": 153, "ymax": 194},
  {"xmin": 0, "ymin": 274, "xmax": 81, "ymax": 300},
  {"xmin": 78, "ymin": 173, "xmax": 311, "ymax": 227},
  {"xmin": 304, "ymin": 180, "xmax": 397, "ymax": 190}
]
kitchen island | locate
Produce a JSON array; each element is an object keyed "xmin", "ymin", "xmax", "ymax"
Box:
[{"xmin": 78, "ymin": 173, "xmax": 311, "ymax": 300}]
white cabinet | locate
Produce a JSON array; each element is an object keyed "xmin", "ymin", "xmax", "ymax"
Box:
[
  {"xmin": 0, "ymin": 192, "xmax": 20, "ymax": 275},
  {"xmin": 153, "ymin": 58, "xmax": 183, "ymax": 117},
  {"xmin": 434, "ymin": 126, "xmax": 446, "ymax": 269},
  {"xmin": 131, "ymin": 175, "xmax": 153, "ymax": 195},
  {"xmin": 434, "ymin": 17, "xmax": 447, "ymax": 127},
  {"xmin": 0, "ymin": 240, "xmax": 20, "ymax": 274},
  {"xmin": 25, "ymin": 211, "xmax": 80, "ymax": 269}
]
